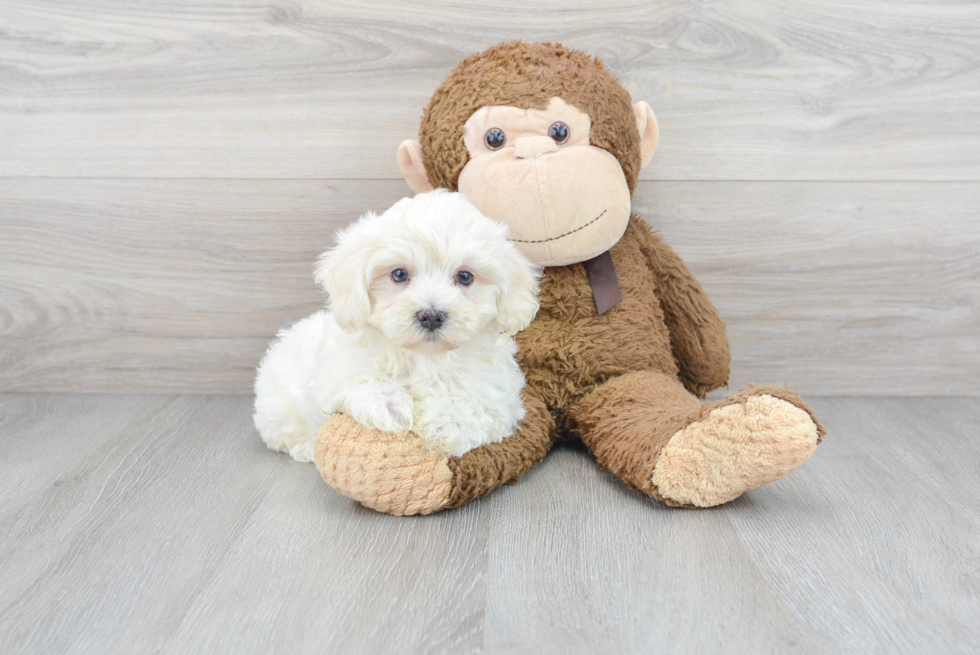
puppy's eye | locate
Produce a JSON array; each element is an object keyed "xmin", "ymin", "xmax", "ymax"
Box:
[
  {"xmin": 391, "ymin": 268, "xmax": 409, "ymax": 283},
  {"xmin": 484, "ymin": 128, "xmax": 506, "ymax": 151},
  {"xmin": 455, "ymin": 270, "xmax": 474, "ymax": 286},
  {"xmin": 548, "ymin": 121, "xmax": 569, "ymax": 144}
]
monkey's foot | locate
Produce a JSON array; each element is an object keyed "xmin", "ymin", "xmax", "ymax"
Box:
[{"xmin": 652, "ymin": 390, "xmax": 822, "ymax": 508}]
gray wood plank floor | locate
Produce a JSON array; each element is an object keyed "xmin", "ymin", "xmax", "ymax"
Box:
[{"xmin": 1, "ymin": 394, "xmax": 977, "ymax": 654}]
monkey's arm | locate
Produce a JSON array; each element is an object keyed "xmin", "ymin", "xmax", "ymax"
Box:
[
  {"xmin": 630, "ymin": 216, "xmax": 730, "ymax": 398},
  {"xmin": 316, "ymin": 387, "xmax": 555, "ymax": 515},
  {"xmin": 445, "ymin": 388, "xmax": 554, "ymax": 508}
]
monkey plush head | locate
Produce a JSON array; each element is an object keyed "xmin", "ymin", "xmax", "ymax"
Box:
[{"xmin": 398, "ymin": 40, "xmax": 659, "ymax": 267}]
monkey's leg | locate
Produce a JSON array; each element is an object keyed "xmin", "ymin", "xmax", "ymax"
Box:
[
  {"xmin": 316, "ymin": 389, "xmax": 555, "ymax": 515},
  {"xmin": 569, "ymin": 371, "xmax": 825, "ymax": 508}
]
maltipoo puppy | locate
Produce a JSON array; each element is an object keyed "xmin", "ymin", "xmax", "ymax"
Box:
[{"xmin": 253, "ymin": 190, "xmax": 541, "ymax": 463}]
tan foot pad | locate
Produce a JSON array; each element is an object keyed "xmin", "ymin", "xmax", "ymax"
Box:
[
  {"xmin": 652, "ymin": 395, "xmax": 819, "ymax": 508},
  {"xmin": 316, "ymin": 414, "xmax": 453, "ymax": 516}
]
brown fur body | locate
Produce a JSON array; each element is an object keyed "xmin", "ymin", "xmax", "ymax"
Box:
[{"xmin": 519, "ymin": 216, "xmax": 701, "ymax": 419}]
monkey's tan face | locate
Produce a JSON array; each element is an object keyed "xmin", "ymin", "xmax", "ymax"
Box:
[
  {"xmin": 456, "ymin": 98, "xmax": 632, "ymax": 267},
  {"xmin": 398, "ymin": 95, "xmax": 658, "ymax": 267}
]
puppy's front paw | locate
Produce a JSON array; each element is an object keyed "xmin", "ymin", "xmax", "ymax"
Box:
[
  {"xmin": 346, "ymin": 385, "xmax": 414, "ymax": 433},
  {"xmin": 420, "ymin": 413, "xmax": 466, "ymax": 456},
  {"xmin": 288, "ymin": 441, "xmax": 316, "ymax": 463},
  {"xmin": 417, "ymin": 398, "xmax": 488, "ymax": 457}
]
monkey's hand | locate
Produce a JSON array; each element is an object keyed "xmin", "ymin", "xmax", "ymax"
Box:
[{"xmin": 315, "ymin": 414, "xmax": 453, "ymax": 515}]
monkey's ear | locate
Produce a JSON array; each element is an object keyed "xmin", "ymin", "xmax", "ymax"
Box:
[
  {"xmin": 633, "ymin": 102, "xmax": 660, "ymax": 168},
  {"xmin": 397, "ymin": 140, "xmax": 435, "ymax": 194}
]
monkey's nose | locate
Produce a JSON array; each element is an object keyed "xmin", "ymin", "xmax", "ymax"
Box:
[
  {"xmin": 416, "ymin": 309, "xmax": 447, "ymax": 332},
  {"xmin": 514, "ymin": 136, "xmax": 558, "ymax": 159}
]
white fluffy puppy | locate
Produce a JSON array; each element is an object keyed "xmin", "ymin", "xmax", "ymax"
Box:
[{"xmin": 253, "ymin": 190, "xmax": 541, "ymax": 463}]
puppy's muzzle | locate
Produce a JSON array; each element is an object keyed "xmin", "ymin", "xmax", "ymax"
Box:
[{"xmin": 416, "ymin": 309, "xmax": 447, "ymax": 333}]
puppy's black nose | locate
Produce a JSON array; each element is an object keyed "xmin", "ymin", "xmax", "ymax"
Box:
[{"xmin": 416, "ymin": 309, "xmax": 447, "ymax": 332}]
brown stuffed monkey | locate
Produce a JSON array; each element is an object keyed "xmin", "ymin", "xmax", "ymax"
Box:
[{"xmin": 315, "ymin": 41, "xmax": 825, "ymax": 514}]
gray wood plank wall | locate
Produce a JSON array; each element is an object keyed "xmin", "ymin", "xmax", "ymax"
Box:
[{"xmin": 1, "ymin": 1, "xmax": 978, "ymax": 395}]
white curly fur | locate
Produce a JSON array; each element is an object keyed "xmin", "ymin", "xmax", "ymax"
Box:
[{"xmin": 253, "ymin": 190, "xmax": 541, "ymax": 462}]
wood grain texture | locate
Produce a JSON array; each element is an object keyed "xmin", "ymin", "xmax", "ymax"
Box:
[
  {"xmin": 638, "ymin": 182, "xmax": 980, "ymax": 396},
  {"xmin": 0, "ymin": 394, "xmax": 978, "ymax": 654},
  {"xmin": 1, "ymin": 1, "xmax": 978, "ymax": 180},
  {"xmin": 2, "ymin": 178, "xmax": 977, "ymax": 395},
  {"xmin": 0, "ymin": 178, "xmax": 358, "ymax": 393}
]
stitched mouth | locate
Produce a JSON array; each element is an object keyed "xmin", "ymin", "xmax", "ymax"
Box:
[{"xmin": 509, "ymin": 209, "xmax": 607, "ymax": 244}]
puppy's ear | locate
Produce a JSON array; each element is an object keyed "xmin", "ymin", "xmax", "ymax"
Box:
[
  {"xmin": 495, "ymin": 246, "xmax": 541, "ymax": 335},
  {"xmin": 315, "ymin": 217, "xmax": 374, "ymax": 332}
]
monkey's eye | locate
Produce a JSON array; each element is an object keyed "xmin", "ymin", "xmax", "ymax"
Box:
[
  {"xmin": 455, "ymin": 270, "xmax": 474, "ymax": 286},
  {"xmin": 391, "ymin": 268, "xmax": 409, "ymax": 283},
  {"xmin": 548, "ymin": 121, "xmax": 570, "ymax": 144},
  {"xmin": 484, "ymin": 128, "xmax": 506, "ymax": 150}
]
